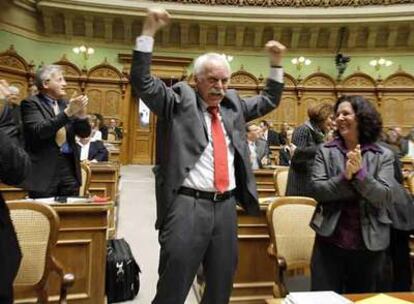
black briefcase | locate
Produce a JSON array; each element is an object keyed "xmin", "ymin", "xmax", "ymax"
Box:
[{"xmin": 106, "ymin": 238, "xmax": 141, "ymax": 303}]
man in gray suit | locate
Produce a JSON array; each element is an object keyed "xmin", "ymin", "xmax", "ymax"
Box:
[
  {"xmin": 246, "ymin": 122, "xmax": 270, "ymax": 169},
  {"xmin": 130, "ymin": 9, "xmax": 286, "ymax": 304}
]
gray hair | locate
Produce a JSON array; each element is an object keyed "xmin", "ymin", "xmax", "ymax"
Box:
[
  {"xmin": 35, "ymin": 65, "xmax": 63, "ymax": 90},
  {"xmin": 193, "ymin": 53, "xmax": 231, "ymax": 78}
]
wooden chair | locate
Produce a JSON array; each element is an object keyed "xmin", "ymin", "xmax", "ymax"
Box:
[
  {"xmin": 407, "ymin": 171, "xmax": 414, "ymax": 195},
  {"xmin": 266, "ymin": 196, "xmax": 317, "ymax": 298},
  {"xmin": 273, "ymin": 166, "xmax": 289, "ymax": 196},
  {"xmin": 107, "ymin": 132, "xmax": 116, "ymax": 142},
  {"xmin": 269, "ymin": 145, "xmax": 282, "ymax": 166},
  {"xmin": 8, "ymin": 201, "xmax": 74, "ymax": 303},
  {"xmin": 79, "ymin": 161, "xmax": 91, "ymax": 197}
]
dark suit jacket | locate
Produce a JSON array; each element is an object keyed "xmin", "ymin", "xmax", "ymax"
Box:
[
  {"xmin": 267, "ymin": 129, "xmax": 284, "ymax": 146},
  {"xmin": 131, "ymin": 51, "xmax": 284, "ymax": 229},
  {"xmin": 21, "ymin": 93, "xmax": 87, "ymax": 192},
  {"xmin": 77, "ymin": 141, "xmax": 109, "ymax": 162},
  {"xmin": 279, "ymin": 146, "xmax": 292, "ymax": 166},
  {"xmin": 255, "ymin": 138, "xmax": 270, "ymax": 168},
  {"xmin": 0, "ymin": 129, "xmax": 30, "ymax": 294},
  {"xmin": 286, "ymin": 121, "xmax": 324, "ymax": 196}
]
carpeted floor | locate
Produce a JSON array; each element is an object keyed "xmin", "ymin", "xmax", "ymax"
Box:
[{"xmin": 116, "ymin": 165, "xmax": 199, "ymax": 304}]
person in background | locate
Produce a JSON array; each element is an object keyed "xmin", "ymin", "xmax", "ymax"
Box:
[
  {"xmin": 130, "ymin": 8, "xmax": 286, "ymax": 304},
  {"xmin": 6, "ymin": 86, "xmax": 24, "ymax": 145},
  {"xmin": 108, "ymin": 118, "xmax": 123, "ymax": 140},
  {"xmin": 310, "ymin": 95, "xmax": 394, "ymax": 294},
  {"xmin": 94, "ymin": 113, "xmax": 108, "ymax": 140},
  {"xmin": 0, "ymin": 80, "xmax": 31, "ymax": 303},
  {"xmin": 401, "ymin": 127, "xmax": 414, "ymax": 157},
  {"xmin": 378, "ymin": 134, "xmax": 413, "ymax": 292},
  {"xmin": 286, "ymin": 102, "xmax": 334, "ymax": 196},
  {"xmin": 29, "ymin": 84, "xmax": 39, "ymax": 96},
  {"xmin": 384, "ymin": 128, "xmax": 404, "ymax": 157},
  {"xmin": 246, "ymin": 122, "xmax": 270, "ymax": 169},
  {"xmin": 21, "ymin": 65, "xmax": 89, "ymax": 198},
  {"xmin": 279, "ymin": 126, "xmax": 295, "ymax": 166},
  {"xmin": 260, "ymin": 119, "xmax": 285, "ymax": 146},
  {"xmin": 88, "ymin": 114, "xmax": 103, "ymax": 141},
  {"xmin": 76, "ymin": 122, "xmax": 109, "ymax": 162}
]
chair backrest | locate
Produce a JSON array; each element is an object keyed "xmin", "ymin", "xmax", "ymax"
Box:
[
  {"xmin": 408, "ymin": 172, "xmax": 414, "ymax": 195},
  {"xmin": 269, "ymin": 145, "xmax": 282, "ymax": 166},
  {"xmin": 9, "ymin": 202, "xmax": 59, "ymax": 294},
  {"xmin": 266, "ymin": 196, "xmax": 317, "ymax": 297},
  {"xmin": 107, "ymin": 132, "xmax": 116, "ymax": 142},
  {"xmin": 79, "ymin": 161, "xmax": 91, "ymax": 197},
  {"xmin": 273, "ymin": 167, "xmax": 289, "ymax": 196},
  {"xmin": 9, "ymin": 201, "xmax": 75, "ymax": 303}
]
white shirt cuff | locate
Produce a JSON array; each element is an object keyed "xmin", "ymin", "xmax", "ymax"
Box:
[
  {"xmin": 269, "ymin": 68, "xmax": 284, "ymax": 83},
  {"xmin": 135, "ymin": 35, "xmax": 154, "ymax": 53}
]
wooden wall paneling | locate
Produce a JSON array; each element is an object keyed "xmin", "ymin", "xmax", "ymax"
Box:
[
  {"xmin": 86, "ymin": 61, "xmax": 129, "ymax": 164},
  {"xmin": 0, "ymin": 45, "xmax": 33, "ymax": 97},
  {"xmin": 300, "ymin": 73, "xmax": 336, "ymax": 123},
  {"xmin": 267, "ymin": 74, "xmax": 298, "ymax": 129},
  {"xmin": 230, "ymin": 68, "xmax": 260, "ymax": 97},
  {"xmin": 383, "ymin": 72, "xmax": 414, "ymax": 134}
]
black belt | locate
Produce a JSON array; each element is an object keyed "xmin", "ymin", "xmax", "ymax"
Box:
[{"xmin": 178, "ymin": 186, "xmax": 235, "ymax": 202}]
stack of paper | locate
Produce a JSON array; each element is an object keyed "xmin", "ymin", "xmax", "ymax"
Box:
[
  {"xmin": 284, "ymin": 291, "xmax": 353, "ymax": 304},
  {"xmin": 355, "ymin": 293, "xmax": 414, "ymax": 304}
]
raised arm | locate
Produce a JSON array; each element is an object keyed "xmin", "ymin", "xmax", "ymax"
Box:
[
  {"xmin": 241, "ymin": 40, "xmax": 286, "ymax": 121},
  {"xmin": 130, "ymin": 9, "xmax": 179, "ymax": 120}
]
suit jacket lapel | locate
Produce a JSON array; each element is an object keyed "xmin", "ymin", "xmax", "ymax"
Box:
[
  {"xmin": 195, "ymin": 94, "xmax": 208, "ymax": 143},
  {"xmin": 36, "ymin": 94, "xmax": 55, "ymax": 118},
  {"xmin": 57, "ymin": 100, "xmax": 66, "ymax": 114}
]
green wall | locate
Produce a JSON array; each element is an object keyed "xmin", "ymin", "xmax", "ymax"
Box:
[{"xmin": 1, "ymin": 30, "xmax": 413, "ymax": 80}]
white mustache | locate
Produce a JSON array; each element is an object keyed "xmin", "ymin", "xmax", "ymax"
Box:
[{"xmin": 208, "ymin": 88, "xmax": 224, "ymax": 96}]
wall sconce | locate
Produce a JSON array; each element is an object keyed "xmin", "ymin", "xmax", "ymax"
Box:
[
  {"xmin": 73, "ymin": 45, "xmax": 95, "ymax": 67},
  {"xmin": 291, "ymin": 56, "xmax": 311, "ymax": 80},
  {"xmin": 221, "ymin": 54, "xmax": 234, "ymax": 63},
  {"xmin": 369, "ymin": 58, "xmax": 392, "ymax": 80}
]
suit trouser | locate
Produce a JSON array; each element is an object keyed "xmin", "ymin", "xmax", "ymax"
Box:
[
  {"xmin": 152, "ymin": 194, "xmax": 238, "ymax": 304},
  {"xmin": 29, "ymin": 153, "xmax": 79, "ymax": 198},
  {"xmin": 389, "ymin": 229, "xmax": 412, "ymax": 291},
  {"xmin": 311, "ymin": 238, "xmax": 386, "ymax": 294}
]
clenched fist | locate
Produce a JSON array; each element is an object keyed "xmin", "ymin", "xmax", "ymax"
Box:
[
  {"xmin": 265, "ymin": 40, "xmax": 287, "ymax": 66},
  {"xmin": 142, "ymin": 8, "xmax": 171, "ymax": 37}
]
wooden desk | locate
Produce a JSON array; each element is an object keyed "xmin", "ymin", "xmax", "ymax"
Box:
[
  {"xmin": 401, "ymin": 156, "xmax": 414, "ymax": 172},
  {"xmin": 89, "ymin": 162, "xmax": 120, "ymax": 238},
  {"xmin": 230, "ymin": 202, "xmax": 275, "ymax": 304},
  {"xmin": 89, "ymin": 161, "xmax": 120, "ymax": 202},
  {"xmin": 269, "ymin": 146, "xmax": 282, "ymax": 166},
  {"xmin": 14, "ymin": 202, "xmax": 110, "ymax": 304},
  {"xmin": 104, "ymin": 140, "xmax": 122, "ymax": 163},
  {"xmin": 254, "ymin": 169, "xmax": 276, "ymax": 198},
  {"xmin": 266, "ymin": 292, "xmax": 414, "ymax": 303},
  {"xmin": 0, "ymin": 182, "xmax": 27, "ymax": 200}
]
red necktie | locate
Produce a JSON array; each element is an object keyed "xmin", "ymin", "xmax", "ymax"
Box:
[{"xmin": 207, "ymin": 106, "xmax": 229, "ymax": 193}]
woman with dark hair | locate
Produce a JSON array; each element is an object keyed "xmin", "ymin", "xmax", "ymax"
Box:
[
  {"xmin": 286, "ymin": 102, "xmax": 334, "ymax": 196},
  {"xmin": 310, "ymin": 95, "xmax": 394, "ymax": 293}
]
